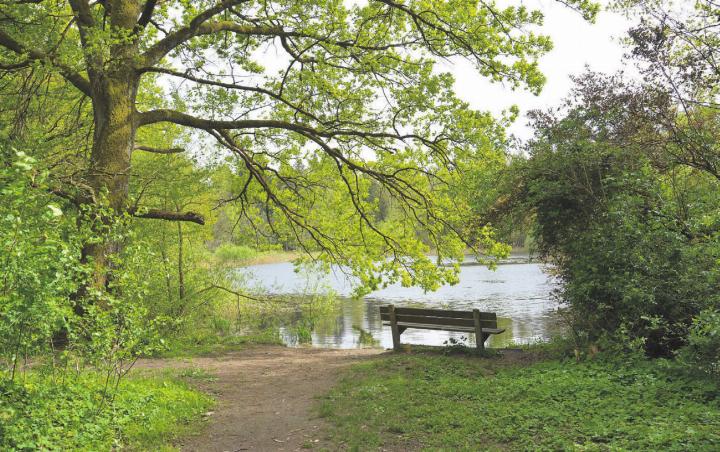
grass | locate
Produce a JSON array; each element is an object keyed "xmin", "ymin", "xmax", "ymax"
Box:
[
  {"xmin": 214, "ymin": 244, "xmax": 258, "ymax": 263},
  {"xmin": 155, "ymin": 329, "xmax": 284, "ymax": 358},
  {"xmin": 117, "ymin": 373, "xmax": 214, "ymax": 450},
  {"xmin": 243, "ymin": 250, "xmax": 305, "ymax": 265},
  {"xmin": 319, "ymin": 350, "xmax": 720, "ymax": 451},
  {"xmin": 212, "ymin": 244, "xmax": 304, "ymax": 267},
  {"xmin": 0, "ymin": 369, "xmax": 214, "ymax": 451},
  {"xmin": 178, "ymin": 366, "xmax": 219, "ymax": 382}
]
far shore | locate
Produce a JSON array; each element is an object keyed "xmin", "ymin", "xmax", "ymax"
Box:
[{"xmin": 228, "ymin": 247, "xmax": 538, "ymax": 268}]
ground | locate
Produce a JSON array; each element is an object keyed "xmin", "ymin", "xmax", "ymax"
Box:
[
  {"xmin": 320, "ymin": 351, "xmax": 720, "ymax": 450},
  {"xmin": 137, "ymin": 345, "xmax": 381, "ymax": 451},
  {"xmin": 135, "ymin": 344, "xmax": 720, "ymax": 451}
]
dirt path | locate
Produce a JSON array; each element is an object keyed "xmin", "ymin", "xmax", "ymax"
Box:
[{"xmin": 138, "ymin": 346, "xmax": 383, "ymax": 452}]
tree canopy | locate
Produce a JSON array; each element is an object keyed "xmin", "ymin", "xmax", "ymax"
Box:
[{"xmin": 0, "ymin": 0, "xmax": 595, "ymax": 292}]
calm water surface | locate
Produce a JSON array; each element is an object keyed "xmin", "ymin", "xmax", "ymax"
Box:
[{"xmin": 241, "ymin": 260, "xmax": 563, "ymax": 349}]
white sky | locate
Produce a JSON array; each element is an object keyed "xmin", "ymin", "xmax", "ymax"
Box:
[{"xmin": 439, "ymin": 1, "xmax": 636, "ymax": 140}]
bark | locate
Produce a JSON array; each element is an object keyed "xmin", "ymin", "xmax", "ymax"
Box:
[
  {"xmin": 80, "ymin": 0, "xmax": 143, "ymax": 292},
  {"xmin": 130, "ymin": 208, "xmax": 205, "ymax": 224},
  {"xmin": 160, "ymin": 226, "xmax": 173, "ymax": 306},
  {"xmin": 80, "ymin": 68, "xmax": 140, "ymax": 290},
  {"xmin": 177, "ymin": 217, "xmax": 185, "ymax": 300}
]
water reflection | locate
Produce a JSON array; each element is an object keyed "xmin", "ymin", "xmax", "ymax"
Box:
[{"xmin": 243, "ymin": 261, "xmax": 563, "ymax": 349}]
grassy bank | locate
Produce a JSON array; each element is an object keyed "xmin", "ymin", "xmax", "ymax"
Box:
[
  {"xmin": 214, "ymin": 245, "xmax": 534, "ymax": 268},
  {"xmin": 320, "ymin": 350, "xmax": 720, "ymax": 450},
  {"xmin": 212, "ymin": 244, "xmax": 304, "ymax": 267},
  {"xmin": 156, "ymin": 330, "xmax": 284, "ymax": 358},
  {"xmin": 0, "ymin": 369, "xmax": 213, "ymax": 451}
]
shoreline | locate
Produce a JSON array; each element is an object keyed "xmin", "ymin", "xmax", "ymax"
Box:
[{"xmin": 227, "ymin": 249, "xmax": 544, "ymax": 268}]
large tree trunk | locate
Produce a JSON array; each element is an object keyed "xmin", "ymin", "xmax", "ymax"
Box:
[
  {"xmin": 81, "ymin": 68, "xmax": 140, "ymax": 292},
  {"xmin": 81, "ymin": 0, "xmax": 143, "ymax": 292}
]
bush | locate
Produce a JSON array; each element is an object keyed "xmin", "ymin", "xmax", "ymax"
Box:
[
  {"xmin": 214, "ymin": 244, "xmax": 258, "ymax": 263},
  {"xmin": 509, "ymin": 75, "xmax": 720, "ymax": 359},
  {"xmin": 0, "ymin": 151, "xmax": 81, "ymax": 368},
  {"xmin": 680, "ymin": 310, "xmax": 720, "ymax": 375},
  {"xmin": 0, "ymin": 370, "xmax": 213, "ymax": 450}
]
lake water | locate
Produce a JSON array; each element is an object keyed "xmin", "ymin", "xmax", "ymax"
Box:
[{"xmin": 241, "ymin": 259, "xmax": 563, "ymax": 349}]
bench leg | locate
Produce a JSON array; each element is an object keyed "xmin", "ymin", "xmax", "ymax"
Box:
[
  {"xmin": 389, "ymin": 305, "xmax": 402, "ymax": 351},
  {"xmin": 473, "ymin": 309, "xmax": 484, "ymax": 353}
]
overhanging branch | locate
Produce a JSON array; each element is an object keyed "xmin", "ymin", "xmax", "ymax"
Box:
[
  {"xmin": 141, "ymin": 0, "xmax": 248, "ymax": 64},
  {"xmin": 136, "ymin": 0, "xmax": 158, "ymax": 29},
  {"xmin": 139, "ymin": 66, "xmax": 322, "ymax": 122},
  {"xmin": 137, "ymin": 108, "xmax": 439, "ymax": 145},
  {"xmin": 134, "ymin": 145, "xmax": 186, "ymax": 154},
  {"xmin": 0, "ymin": 29, "xmax": 91, "ymax": 96},
  {"xmin": 137, "ymin": 108, "xmax": 318, "ymax": 133},
  {"xmin": 131, "ymin": 208, "xmax": 205, "ymax": 225}
]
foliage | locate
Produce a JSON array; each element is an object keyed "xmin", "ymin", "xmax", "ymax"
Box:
[
  {"xmin": 679, "ymin": 309, "xmax": 720, "ymax": 376},
  {"xmin": 320, "ymin": 353, "xmax": 720, "ymax": 450},
  {"xmin": 0, "ymin": 148, "xmax": 214, "ymax": 447},
  {"xmin": 128, "ymin": 150, "xmax": 266, "ymax": 350},
  {"xmin": 482, "ymin": 0, "xmax": 720, "ymax": 365},
  {"xmin": 156, "ymin": 330, "xmax": 283, "ymax": 359},
  {"xmin": 0, "ymin": 369, "xmax": 213, "ymax": 451},
  {"xmin": 624, "ymin": 0, "xmax": 720, "ymax": 106},
  {"xmin": 622, "ymin": 0, "xmax": 720, "ymax": 366},
  {"xmin": 501, "ymin": 73, "xmax": 720, "ymax": 358},
  {"xmin": 0, "ymin": 150, "xmax": 80, "ymax": 373},
  {"xmin": 0, "ymin": 146, "xmax": 191, "ymax": 366},
  {"xmin": 0, "ymin": 0, "xmax": 599, "ymax": 296}
]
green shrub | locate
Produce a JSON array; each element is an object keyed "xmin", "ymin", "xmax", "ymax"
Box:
[
  {"xmin": 214, "ymin": 244, "xmax": 258, "ymax": 263},
  {"xmin": 258, "ymin": 243, "xmax": 283, "ymax": 252},
  {"xmin": 0, "ymin": 371, "xmax": 213, "ymax": 450},
  {"xmin": 680, "ymin": 309, "xmax": 720, "ymax": 376},
  {"xmin": 0, "ymin": 151, "xmax": 81, "ymax": 368},
  {"xmin": 510, "ymin": 76, "xmax": 720, "ymax": 358}
]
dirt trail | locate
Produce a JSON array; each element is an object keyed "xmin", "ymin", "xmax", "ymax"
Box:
[{"xmin": 138, "ymin": 346, "xmax": 383, "ymax": 452}]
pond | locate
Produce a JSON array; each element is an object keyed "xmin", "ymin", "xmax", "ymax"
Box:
[{"xmin": 241, "ymin": 258, "xmax": 563, "ymax": 349}]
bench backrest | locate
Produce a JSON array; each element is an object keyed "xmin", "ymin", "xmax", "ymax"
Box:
[{"xmin": 379, "ymin": 306, "xmax": 498, "ymax": 329}]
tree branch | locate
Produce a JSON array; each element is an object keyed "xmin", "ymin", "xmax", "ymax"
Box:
[
  {"xmin": 142, "ymin": 0, "xmax": 247, "ymax": 64},
  {"xmin": 137, "ymin": 108, "xmax": 438, "ymax": 145},
  {"xmin": 136, "ymin": 0, "xmax": 158, "ymax": 29},
  {"xmin": 130, "ymin": 208, "xmax": 205, "ymax": 225},
  {"xmin": 145, "ymin": 24, "xmax": 292, "ymax": 64},
  {"xmin": 139, "ymin": 66, "xmax": 322, "ymax": 122},
  {"xmin": 0, "ymin": 29, "xmax": 91, "ymax": 96},
  {"xmin": 137, "ymin": 108, "xmax": 319, "ymax": 133},
  {"xmin": 134, "ymin": 145, "xmax": 186, "ymax": 154},
  {"xmin": 67, "ymin": 0, "xmax": 95, "ymax": 28}
]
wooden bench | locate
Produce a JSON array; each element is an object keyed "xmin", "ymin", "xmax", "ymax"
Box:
[{"xmin": 380, "ymin": 305, "xmax": 505, "ymax": 352}]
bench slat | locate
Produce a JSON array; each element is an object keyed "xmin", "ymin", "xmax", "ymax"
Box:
[
  {"xmin": 379, "ymin": 306, "xmax": 496, "ymax": 320},
  {"xmin": 379, "ymin": 314, "xmax": 498, "ymax": 328},
  {"xmin": 385, "ymin": 314, "xmax": 475, "ymax": 328},
  {"xmin": 382, "ymin": 321, "xmax": 505, "ymax": 335}
]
